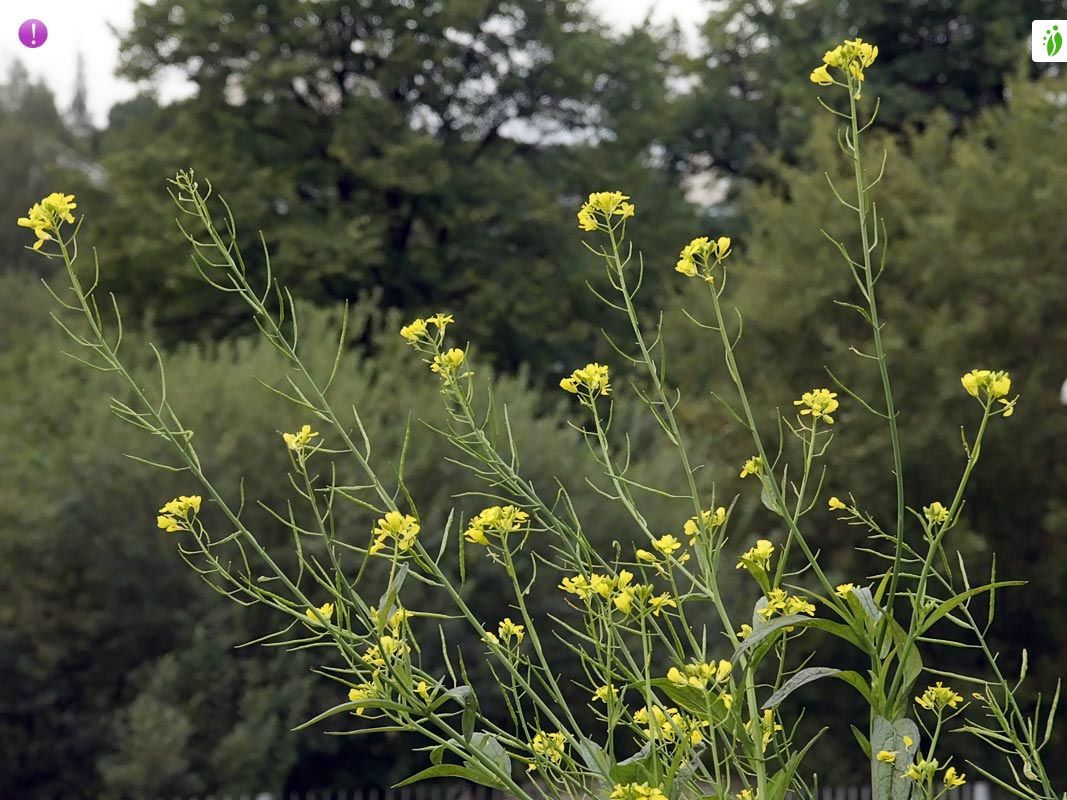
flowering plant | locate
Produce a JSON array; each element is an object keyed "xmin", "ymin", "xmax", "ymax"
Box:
[{"xmin": 27, "ymin": 37, "xmax": 1057, "ymax": 800}]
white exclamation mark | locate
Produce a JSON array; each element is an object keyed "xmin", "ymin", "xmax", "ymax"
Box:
[{"xmin": 30, "ymin": 22, "xmax": 37, "ymax": 45}]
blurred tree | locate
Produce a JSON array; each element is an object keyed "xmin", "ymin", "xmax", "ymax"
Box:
[
  {"xmin": 679, "ymin": 0, "xmax": 1067, "ymax": 177},
  {"xmin": 93, "ymin": 0, "xmax": 698, "ymax": 373}
]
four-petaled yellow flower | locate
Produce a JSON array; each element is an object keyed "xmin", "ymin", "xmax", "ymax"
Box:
[
  {"xmin": 17, "ymin": 192, "xmax": 77, "ymax": 251},
  {"xmin": 809, "ymin": 64, "xmax": 833, "ymax": 86},
  {"xmin": 835, "ymin": 583, "xmax": 856, "ymax": 598},
  {"xmin": 610, "ymin": 783, "xmax": 668, "ymax": 800},
  {"xmin": 652, "ymin": 533, "xmax": 682, "ymax": 556},
  {"xmin": 915, "ymin": 682, "xmax": 964, "ymax": 712},
  {"xmin": 592, "ymin": 683, "xmax": 619, "ymax": 703},
  {"xmin": 530, "ymin": 730, "xmax": 566, "ymax": 766},
  {"xmin": 944, "ymin": 767, "xmax": 967, "ymax": 788},
  {"xmin": 370, "ymin": 511, "xmax": 420, "ymax": 555},
  {"xmin": 794, "ymin": 388, "xmax": 840, "ymax": 424},
  {"xmin": 305, "ymin": 601, "xmax": 334, "ymax": 625},
  {"xmin": 758, "ymin": 588, "xmax": 816, "ymax": 619},
  {"xmin": 876, "ymin": 750, "xmax": 897, "ymax": 764},
  {"xmin": 282, "ymin": 423, "xmax": 318, "ymax": 452},
  {"xmin": 498, "ymin": 617, "xmax": 526, "ymax": 644},
  {"xmin": 577, "ymin": 191, "xmax": 636, "ymax": 231},
  {"xmin": 675, "ymin": 235, "xmax": 732, "ymax": 280},
  {"xmin": 560, "ymin": 363, "xmax": 611, "ymax": 399},
  {"xmin": 156, "ymin": 495, "xmax": 202, "ymax": 533},
  {"xmin": 923, "ymin": 501, "xmax": 950, "ymax": 525},
  {"xmin": 347, "ymin": 683, "xmax": 376, "ymax": 716},
  {"xmin": 828, "ymin": 496, "xmax": 847, "ymax": 511},
  {"xmin": 740, "ymin": 455, "xmax": 764, "ymax": 479},
  {"xmin": 737, "ymin": 539, "xmax": 774, "ymax": 572},
  {"xmin": 400, "ymin": 318, "xmax": 428, "ymax": 342}
]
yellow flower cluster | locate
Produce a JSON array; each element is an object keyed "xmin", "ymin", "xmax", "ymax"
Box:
[
  {"xmin": 156, "ymin": 495, "xmax": 202, "ymax": 533},
  {"xmin": 560, "ymin": 362, "xmax": 611, "ymax": 399},
  {"xmin": 497, "ymin": 617, "xmax": 526, "ymax": 644},
  {"xmin": 610, "ymin": 783, "xmax": 668, "ymax": 800},
  {"xmin": 431, "ymin": 348, "xmax": 467, "ymax": 382},
  {"xmin": 758, "ymin": 588, "xmax": 816, "ymax": 620},
  {"xmin": 362, "ymin": 634, "xmax": 410, "ymax": 668},
  {"xmin": 636, "ymin": 533, "xmax": 690, "ymax": 567},
  {"xmin": 577, "ymin": 191, "xmax": 635, "ymax": 232},
  {"xmin": 675, "ymin": 235, "xmax": 731, "ymax": 281},
  {"xmin": 915, "ymin": 682, "xmax": 964, "ymax": 712},
  {"xmin": 464, "ymin": 505, "xmax": 530, "ymax": 546},
  {"xmin": 558, "ymin": 571, "xmax": 675, "ymax": 617},
  {"xmin": 809, "ymin": 38, "xmax": 879, "ymax": 90},
  {"xmin": 736, "ymin": 539, "xmax": 774, "ymax": 573},
  {"xmin": 530, "ymin": 730, "xmax": 566, "ymax": 767},
  {"xmin": 633, "ymin": 704, "xmax": 709, "ymax": 745},
  {"xmin": 400, "ymin": 312, "xmax": 454, "ymax": 344},
  {"xmin": 667, "ymin": 659, "xmax": 732, "ymax": 690},
  {"xmin": 904, "ymin": 757, "xmax": 940, "ymax": 782},
  {"xmin": 794, "ymin": 388, "xmax": 839, "ymax": 424},
  {"xmin": 17, "ymin": 192, "xmax": 77, "ymax": 250},
  {"xmin": 739, "ymin": 456, "xmax": 764, "ymax": 479},
  {"xmin": 961, "ymin": 369, "xmax": 1016, "ymax": 416},
  {"xmin": 923, "ymin": 501, "xmax": 950, "ymax": 525},
  {"xmin": 592, "ymin": 683, "xmax": 620, "ymax": 703},
  {"xmin": 369, "ymin": 511, "xmax": 420, "ymax": 556},
  {"xmin": 305, "ymin": 601, "xmax": 334, "ymax": 626},
  {"xmin": 683, "ymin": 506, "xmax": 727, "ymax": 543},
  {"xmin": 282, "ymin": 423, "xmax": 318, "ymax": 452}
]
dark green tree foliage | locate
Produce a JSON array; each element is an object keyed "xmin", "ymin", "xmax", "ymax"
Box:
[
  {"xmin": 94, "ymin": 0, "xmax": 697, "ymax": 372},
  {"xmin": 680, "ymin": 0, "xmax": 1067, "ymax": 177},
  {"xmin": 668, "ymin": 75, "xmax": 1067, "ymax": 781}
]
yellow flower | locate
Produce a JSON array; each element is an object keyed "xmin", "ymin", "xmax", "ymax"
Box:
[
  {"xmin": 464, "ymin": 505, "xmax": 530, "ymax": 546},
  {"xmin": 559, "ymin": 574, "xmax": 594, "ymax": 600},
  {"xmin": 828, "ymin": 496, "xmax": 847, "ymax": 511},
  {"xmin": 530, "ymin": 730, "xmax": 567, "ymax": 764},
  {"xmin": 347, "ymin": 683, "xmax": 376, "ymax": 716},
  {"xmin": 426, "ymin": 312, "xmax": 454, "ymax": 330},
  {"xmin": 282, "ymin": 423, "xmax": 318, "ymax": 452},
  {"xmin": 305, "ymin": 601, "xmax": 334, "ymax": 625},
  {"xmin": 758, "ymin": 588, "xmax": 816, "ymax": 620},
  {"xmin": 610, "ymin": 783, "xmax": 668, "ymax": 800},
  {"xmin": 736, "ymin": 539, "xmax": 774, "ymax": 572},
  {"xmin": 904, "ymin": 757, "xmax": 940, "ymax": 782},
  {"xmin": 577, "ymin": 191, "xmax": 636, "ymax": 231},
  {"xmin": 745, "ymin": 708, "xmax": 783, "ymax": 751},
  {"xmin": 809, "ymin": 64, "xmax": 833, "ymax": 85},
  {"xmin": 156, "ymin": 495, "xmax": 202, "ymax": 533},
  {"xmin": 647, "ymin": 592, "xmax": 677, "ymax": 616},
  {"xmin": 560, "ymin": 362, "xmax": 611, "ymax": 399},
  {"xmin": 902, "ymin": 735, "xmax": 914, "ymax": 748},
  {"xmin": 738, "ymin": 623, "xmax": 753, "ymax": 639},
  {"xmin": 652, "ymin": 533, "xmax": 682, "ymax": 556},
  {"xmin": 923, "ymin": 501, "xmax": 950, "ymax": 525},
  {"xmin": 370, "ymin": 511, "xmax": 420, "ymax": 555},
  {"xmin": 498, "ymin": 617, "xmax": 526, "ymax": 644},
  {"xmin": 683, "ymin": 506, "xmax": 726, "ymax": 543},
  {"xmin": 915, "ymin": 682, "xmax": 964, "ymax": 712},
  {"xmin": 592, "ymin": 684, "xmax": 619, "ymax": 703},
  {"xmin": 362, "ymin": 635, "xmax": 409, "ymax": 667},
  {"xmin": 739, "ymin": 455, "xmax": 764, "ymax": 479},
  {"xmin": 737, "ymin": 791, "xmax": 752, "ymax": 800},
  {"xmin": 416, "ymin": 680, "xmax": 432, "ymax": 703},
  {"xmin": 17, "ymin": 192, "xmax": 77, "ymax": 251},
  {"xmin": 944, "ymin": 767, "xmax": 967, "ymax": 788},
  {"xmin": 876, "ymin": 750, "xmax": 897, "ymax": 764},
  {"xmin": 613, "ymin": 588, "xmax": 635, "ymax": 615},
  {"xmin": 431, "ymin": 348, "xmax": 466, "ymax": 381},
  {"xmin": 794, "ymin": 388, "xmax": 840, "ymax": 424},
  {"xmin": 835, "ymin": 583, "xmax": 856, "ymax": 598},
  {"xmin": 635, "ymin": 549, "xmax": 658, "ymax": 563},
  {"xmin": 400, "ymin": 318, "xmax": 428, "ymax": 342}
]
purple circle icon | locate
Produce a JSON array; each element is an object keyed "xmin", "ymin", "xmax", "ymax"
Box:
[{"xmin": 18, "ymin": 19, "xmax": 47, "ymax": 49}]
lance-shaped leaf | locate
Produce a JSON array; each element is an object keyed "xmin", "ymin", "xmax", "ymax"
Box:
[{"xmin": 762, "ymin": 667, "xmax": 841, "ymax": 709}]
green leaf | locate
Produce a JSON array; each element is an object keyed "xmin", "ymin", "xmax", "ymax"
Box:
[
  {"xmin": 292, "ymin": 698, "xmax": 406, "ymax": 731},
  {"xmin": 871, "ymin": 716, "xmax": 920, "ymax": 800},
  {"xmin": 761, "ymin": 667, "xmax": 840, "ymax": 709},
  {"xmin": 394, "ymin": 764, "xmax": 504, "ymax": 790},
  {"xmin": 609, "ymin": 742, "xmax": 655, "ymax": 785},
  {"xmin": 466, "ymin": 732, "xmax": 511, "ymax": 775},
  {"xmin": 851, "ymin": 724, "xmax": 871, "ymax": 758}
]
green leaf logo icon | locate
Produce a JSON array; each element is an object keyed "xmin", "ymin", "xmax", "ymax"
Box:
[{"xmin": 1045, "ymin": 25, "xmax": 1063, "ymax": 57}]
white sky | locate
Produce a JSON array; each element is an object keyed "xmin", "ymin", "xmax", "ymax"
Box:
[{"xmin": 0, "ymin": 0, "xmax": 707, "ymax": 126}]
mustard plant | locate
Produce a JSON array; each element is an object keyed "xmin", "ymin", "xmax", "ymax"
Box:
[{"xmin": 25, "ymin": 36, "xmax": 1058, "ymax": 800}]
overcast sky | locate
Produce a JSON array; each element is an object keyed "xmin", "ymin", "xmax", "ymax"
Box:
[{"xmin": 0, "ymin": 0, "xmax": 707, "ymax": 126}]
